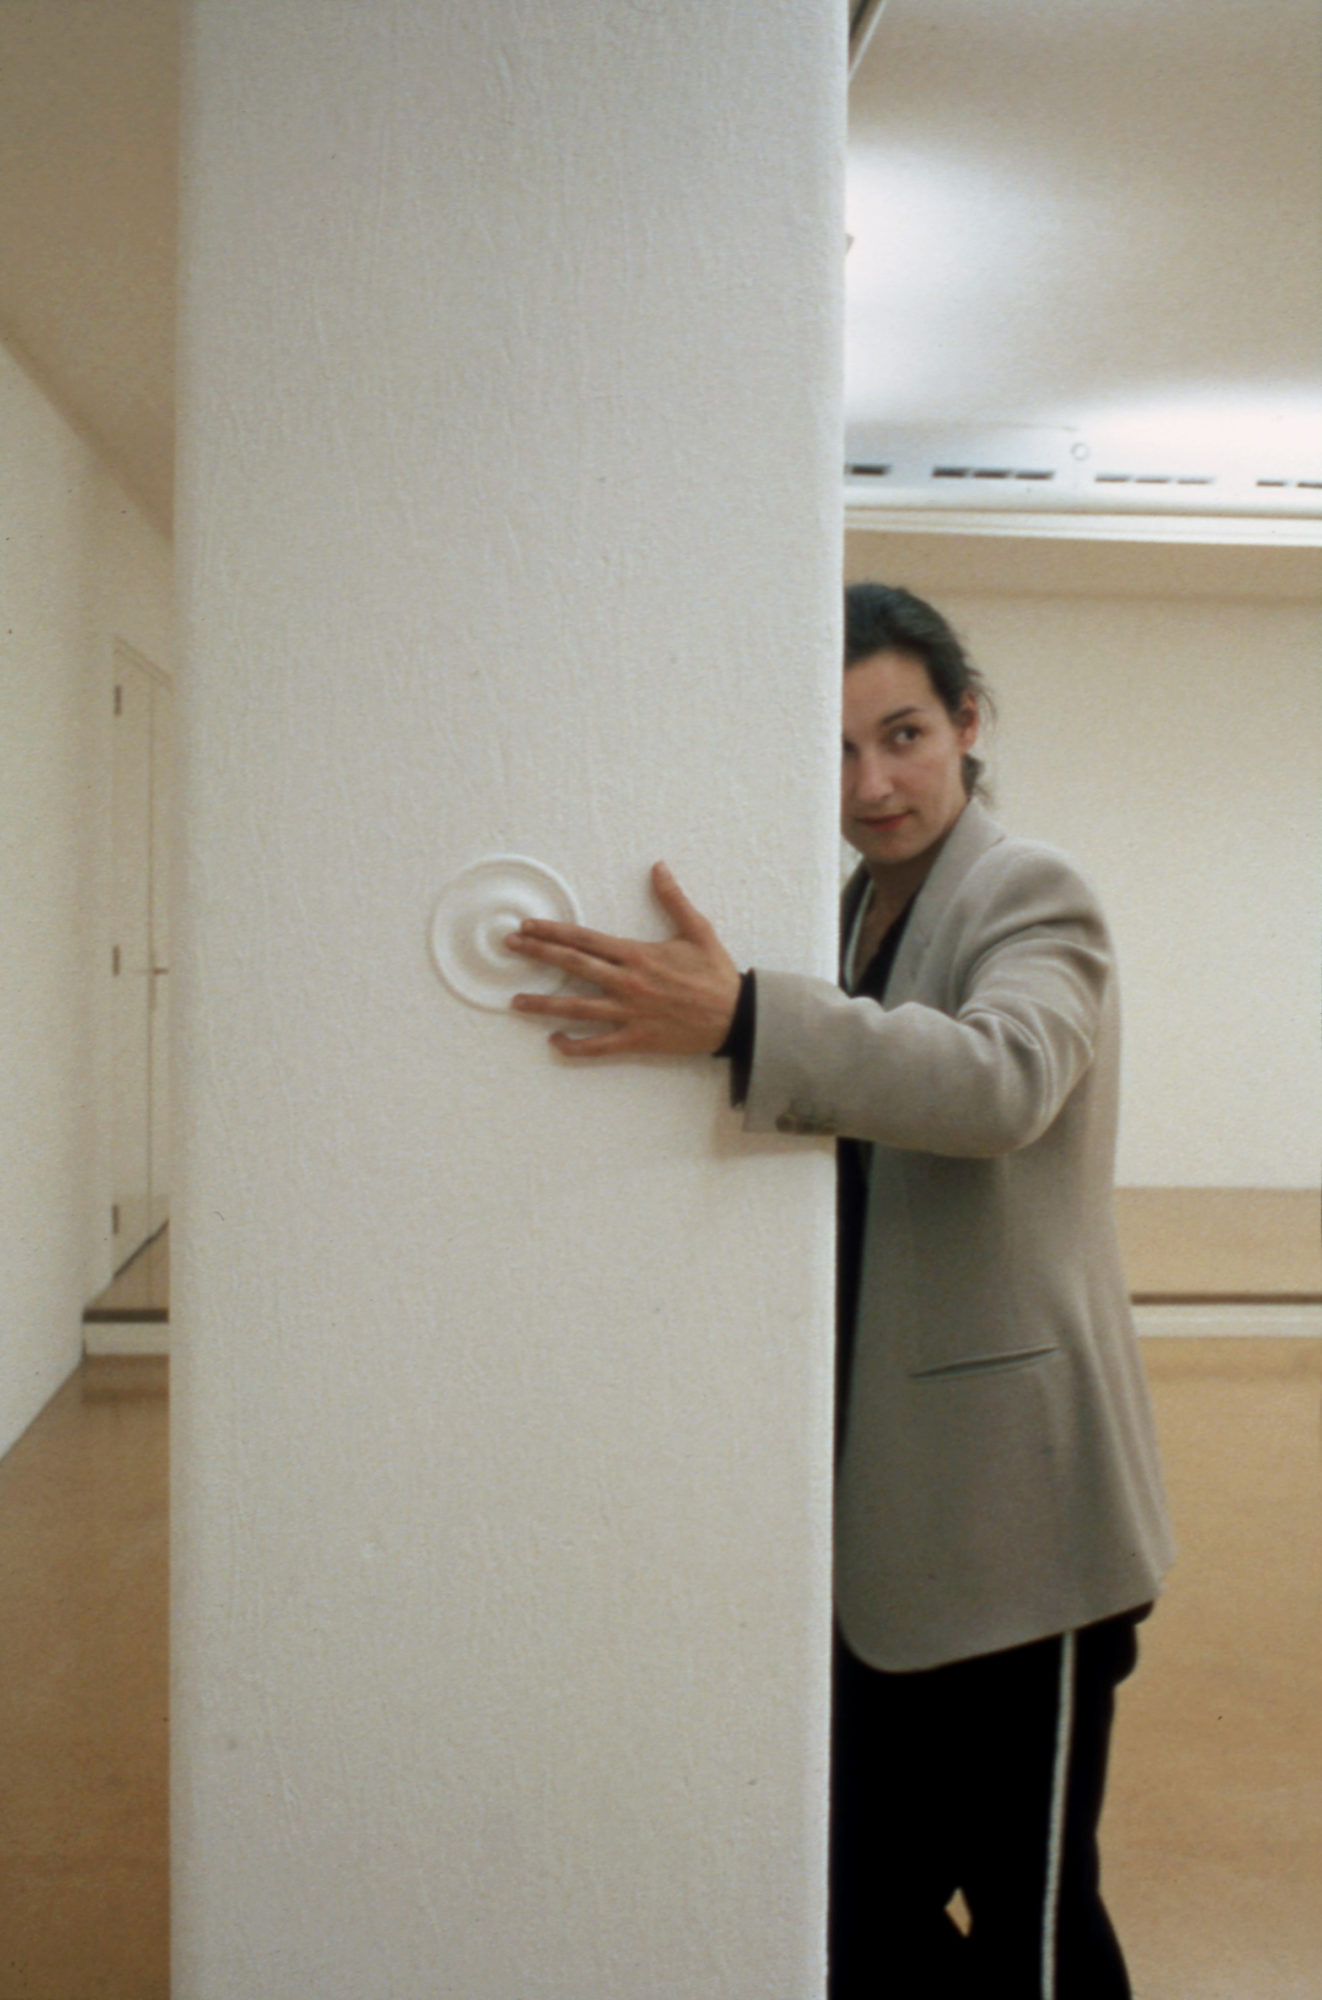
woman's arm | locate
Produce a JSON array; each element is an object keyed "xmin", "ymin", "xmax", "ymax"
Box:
[
  {"xmin": 506, "ymin": 846, "xmax": 1111, "ymax": 1160},
  {"xmin": 747, "ymin": 850, "xmax": 1111, "ymax": 1156}
]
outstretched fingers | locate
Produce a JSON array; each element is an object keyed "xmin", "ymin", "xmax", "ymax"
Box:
[
  {"xmin": 506, "ymin": 865, "xmax": 733, "ymax": 1060},
  {"xmin": 512, "ymin": 918, "xmax": 632, "ymax": 966},
  {"xmin": 506, "ymin": 931, "xmax": 630, "ymax": 988},
  {"xmin": 650, "ymin": 861, "xmax": 715, "ymax": 944},
  {"xmin": 510, "ymin": 990, "xmax": 624, "ymax": 1023}
]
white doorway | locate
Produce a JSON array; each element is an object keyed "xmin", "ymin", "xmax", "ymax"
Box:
[{"xmin": 110, "ymin": 640, "xmax": 173, "ymax": 1273}]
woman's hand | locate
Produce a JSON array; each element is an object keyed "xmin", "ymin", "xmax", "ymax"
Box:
[{"xmin": 506, "ymin": 862, "xmax": 741, "ymax": 1059}]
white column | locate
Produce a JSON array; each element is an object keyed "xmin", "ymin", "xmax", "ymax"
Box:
[{"xmin": 172, "ymin": 6, "xmax": 844, "ymax": 1995}]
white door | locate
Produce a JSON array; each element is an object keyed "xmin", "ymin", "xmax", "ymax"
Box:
[{"xmin": 110, "ymin": 644, "xmax": 171, "ymax": 1267}]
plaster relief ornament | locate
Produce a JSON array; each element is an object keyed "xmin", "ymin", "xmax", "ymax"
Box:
[{"xmin": 429, "ymin": 855, "xmax": 581, "ymax": 1011}]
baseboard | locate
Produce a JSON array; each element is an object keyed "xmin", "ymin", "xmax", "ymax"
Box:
[
  {"xmin": 1135, "ymin": 1303, "xmax": 1322, "ymax": 1339},
  {"xmin": 83, "ymin": 1322, "xmax": 170, "ymax": 1358}
]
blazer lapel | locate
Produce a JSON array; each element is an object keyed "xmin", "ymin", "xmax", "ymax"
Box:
[
  {"xmin": 839, "ymin": 865, "xmax": 871, "ymax": 986},
  {"xmin": 883, "ymin": 798, "xmax": 1006, "ymax": 1006}
]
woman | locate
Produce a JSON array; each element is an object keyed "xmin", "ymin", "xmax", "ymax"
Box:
[{"xmin": 506, "ymin": 583, "xmax": 1173, "ymax": 1998}]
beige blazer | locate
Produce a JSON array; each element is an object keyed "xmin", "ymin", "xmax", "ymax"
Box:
[{"xmin": 746, "ymin": 799, "xmax": 1174, "ymax": 1671}]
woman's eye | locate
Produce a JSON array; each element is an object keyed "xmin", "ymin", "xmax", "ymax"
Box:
[{"xmin": 890, "ymin": 726, "xmax": 920, "ymax": 747}]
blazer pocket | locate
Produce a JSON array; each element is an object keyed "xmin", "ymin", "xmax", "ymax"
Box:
[
  {"xmin": 898, "ymin": 1157, "xmax": 1058, "ymax": 1378},
  {"xmin": 909, "ymin": 1343, "xmax": 1058, "ymax": 1381}
]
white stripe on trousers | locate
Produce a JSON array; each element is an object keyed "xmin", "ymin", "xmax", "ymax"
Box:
[{"xmin": 1041, "ymin": 1630, "xmax": 1077, "ymax": 2000}]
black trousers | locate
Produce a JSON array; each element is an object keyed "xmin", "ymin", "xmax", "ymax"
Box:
[{"xmin": 829, "ymin": 1609, "xmax": 1145, "ymax": 2000}]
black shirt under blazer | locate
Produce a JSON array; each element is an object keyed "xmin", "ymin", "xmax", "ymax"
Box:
[{"xmin": 745, "ymin": 800, "xmax": 1174, "ymax": 1672}]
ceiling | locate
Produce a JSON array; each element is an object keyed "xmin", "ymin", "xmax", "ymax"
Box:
[
  {"xmin": 0, "ymin": 1, "xmax": 1318, "ymax": 538},
  {"xmin": 0, "ymin": 0, "xmax": 177, "ymax": 535},
  {"xmin": 847, "ymin": 0, "xmax": 1322, "ymax": 506}
]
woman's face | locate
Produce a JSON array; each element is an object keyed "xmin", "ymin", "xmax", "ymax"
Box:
[{"xmin": 841, "ymin": 648, "xmax": 979, "ymax": 872}]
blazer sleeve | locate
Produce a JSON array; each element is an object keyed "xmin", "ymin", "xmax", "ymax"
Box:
[{"xmin": 744, "ymin": 847, "xmax": 1113, "ymax": 1158}]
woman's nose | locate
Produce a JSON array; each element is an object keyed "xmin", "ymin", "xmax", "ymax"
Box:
[{"xmin": 852, "ymin": 749, "xmax": 892, "ymax": 801}]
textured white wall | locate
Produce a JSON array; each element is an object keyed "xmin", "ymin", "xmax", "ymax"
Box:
[
  {"xmin": 0, "ymin": 338, "xmax": 172, "ymax": 1463},
  {"xmin": 848, "ymin": 532, "xmax": 1320, "ymax": 1186},
  {"xmin": 171, "ymin": 5, "xmax": 842, "ymax": 1996}
]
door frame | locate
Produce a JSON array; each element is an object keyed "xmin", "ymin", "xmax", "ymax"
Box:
[{"xmin": 104, "ymin": 637, "xmax": 174, "ymax": 1280}]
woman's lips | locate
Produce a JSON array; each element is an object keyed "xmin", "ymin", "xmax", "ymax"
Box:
[{"xmin": 860, "ymin": 811, "xmax": 909, "ymax": 831}]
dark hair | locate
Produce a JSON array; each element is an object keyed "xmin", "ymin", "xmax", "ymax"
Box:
[{"xmin": 844, "ymin": 582, "xmax": 993, "ymax": 798}]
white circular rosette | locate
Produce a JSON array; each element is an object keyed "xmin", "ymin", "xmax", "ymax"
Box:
[{"xmin": 429, "ymin": 855, "xmax": 582, "ymax": 1011}]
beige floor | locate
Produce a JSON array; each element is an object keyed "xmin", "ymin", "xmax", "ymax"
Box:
[
  {"xmin": 0, "ymin": 1336, "xmax": 1318, "ymax": 1996},
  {"xmin": 1104, "ymin": 1338, "xmax": 1322, "ymax": 2000},
  {"xmin": 0, "ymin": 1359, "xmax": 168, "ymax": 2000}
]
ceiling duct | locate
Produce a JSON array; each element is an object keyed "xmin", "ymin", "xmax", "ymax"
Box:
[{"xmin": 844, "ymin": 424, "xmax": 1322, "ymax": 518}]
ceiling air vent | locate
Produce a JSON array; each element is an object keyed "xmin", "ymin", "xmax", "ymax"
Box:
[
  {"xmin": 1094, "ymin": 473, "xmax": 1216, "ymax": 487},
  {"xmin": 845, "ymin": 424, "xmax": 1081, "ymax": 497},
  {"xmin": 843, "ymin": 424, "xmax": 1322, "ymax": 515},
  {"xmin": 931, "ymin": 465, "xmax": 1055, "ymax": 482}
]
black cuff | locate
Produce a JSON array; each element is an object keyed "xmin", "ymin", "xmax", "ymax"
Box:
[{"xmin": 713, "ymin": 970, "xmax": 756, "ymax": 1107}]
